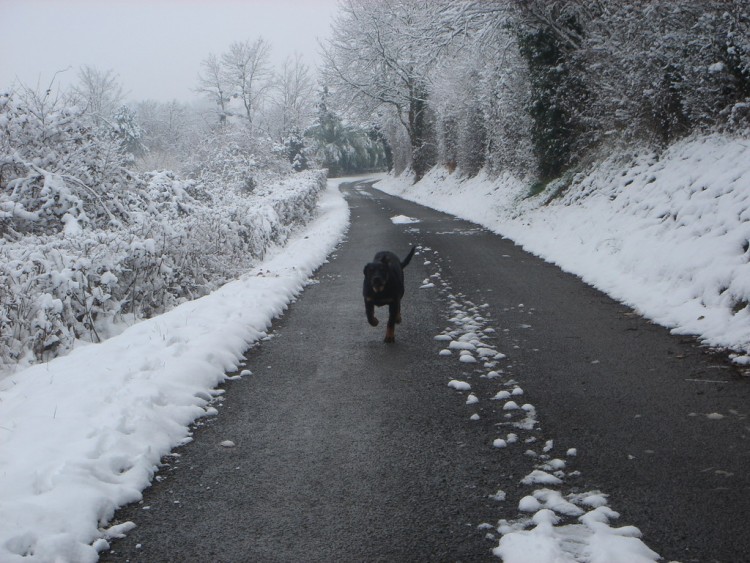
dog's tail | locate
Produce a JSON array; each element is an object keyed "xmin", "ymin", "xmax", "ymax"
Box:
[{"xmin": 401, "ymin": 246, "xmax": 416, "ymax": 268}]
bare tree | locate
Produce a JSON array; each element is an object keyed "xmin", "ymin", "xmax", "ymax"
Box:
[
  {"xmin": 134, "ymin": 99, "xmax": 203, "ymax": 170},
  {"xmin": 71, "ymin": 65, "xmax": 124, "ymax": 125},
  {"xmin": 196, "ymin": 53, "xmax": 230, "ymax": 126},
  {"xmin": 221, "ymin": 38, "xmax": 273, "ymax": 129},
  {"xmin": 268, "ymin": 53, "xmax": 315, "ymax": 140}
]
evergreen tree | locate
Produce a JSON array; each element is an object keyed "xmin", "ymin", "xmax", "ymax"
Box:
[
  {"xmin": 517, "ymin": 26, "xmax": 576, "ymax": 182},
  {"xmin": 305, "ymin": 88, "xmax": 387, "ymax": 177},
  {"xmin": 112, "ymin": 105, "xmax": 146, "ymax": 161},
  {"xmin": 285, "ymin": 129, "xmax": 308, "ymax": 172}
]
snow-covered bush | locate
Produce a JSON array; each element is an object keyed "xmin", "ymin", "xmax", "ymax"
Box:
[
  {"xmin": 1, "ymin": 89, "xmax": 328, "ymax": 374},
  {"xmin": 0, "ymin": 90, "xmax": 137, "ymax": 238},
  {"xmin": 0, "ymin": 168, "xmax": 326, "ymax": 372},
  {"xmin": 185, "ymin": 126, "xmax": 291, "ymax": 193}
]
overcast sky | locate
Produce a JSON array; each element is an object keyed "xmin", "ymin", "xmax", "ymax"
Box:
[{"xmin": 0, "ymin": 0, "xmax": 340, "ymax": 103}]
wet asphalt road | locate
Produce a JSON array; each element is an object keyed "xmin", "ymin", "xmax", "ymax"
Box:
[{"xmin": 104, "ymin": 181, "xmax": 750, "ymax": 563}]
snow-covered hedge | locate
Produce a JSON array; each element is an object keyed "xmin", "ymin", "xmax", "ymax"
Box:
[
  {"xmin": 0, "ymin": 170, "xmax": 326, "ymax": 372},
  {"xmin": 0, "ymin": 172, "xmax": 325, "ymax": 367},
  {"xmin": 0, "ymin": 91, "xmax": 138, "ymax": 236},
  {"xmin": 1, "ymin": 90, "xmax": 327, "ymax": 373},
  {"xmin": 0, "ymin": 171, "xmax": 325, "ymax": 372},
  {"xmin": 186, "ymin": 134, "xmax": 283, "ymax": 192}
]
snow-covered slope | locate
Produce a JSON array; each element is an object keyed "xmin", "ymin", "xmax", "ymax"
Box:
[{"xmin": 376, "ymin": 134, "xmax": 750, "ymax": 362}]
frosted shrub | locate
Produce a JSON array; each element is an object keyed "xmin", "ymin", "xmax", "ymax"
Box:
[
  {"xmin": 0, "ymin": 91, "xmax": 139, "ymax": 238},
  {"xmin": 0, "ymin": 170, "xmax": 326, "ymax": 372},
  {"xmin": 185, "ymin": 128, "xmax": 291, "ymax": 194},
  {"xmin": 1, "ymin": 90, "xmax": 328, "ymax": 373}
]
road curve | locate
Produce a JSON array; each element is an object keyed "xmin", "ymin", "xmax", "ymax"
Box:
[{"xmin": 104, "ymin": 181, "xmax": 750, "ymax": 563}]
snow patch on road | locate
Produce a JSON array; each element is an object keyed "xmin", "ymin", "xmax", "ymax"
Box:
[
  {"xmin": 494, "ymin": 506, "xmax": 660, "ymax": 563},
  {"xmin": 448, "ymin": 380, "xmax": 472, "ymax": 392},
  {"xmin": 390, "ymin": 214, "xmax": 420, "ymax": 224}
]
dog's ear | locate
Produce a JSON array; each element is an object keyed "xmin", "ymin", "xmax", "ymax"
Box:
[{"xmin": 363, "ymin": 264, "xmax": 371, "ymax": 276}]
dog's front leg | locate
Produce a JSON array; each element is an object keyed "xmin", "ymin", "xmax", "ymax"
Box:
[
  {"xmin": 365, "ymin": 300, "xmax": 379, "ymax": 327},
  {"xmin": 384, "ymin": 301, "xmax": 398, "ymax": 343}
]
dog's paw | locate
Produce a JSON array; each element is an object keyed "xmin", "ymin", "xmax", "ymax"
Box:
[
  {"xmin": 368, "ymin": 317, "xmax": 379, "ymax": 327},
  {"xmin": 384, "ymin": 326, "xmax": 395, "ymax": 343}
]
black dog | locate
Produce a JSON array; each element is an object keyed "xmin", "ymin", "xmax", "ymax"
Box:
[{"xmin": 363, "ymin": 246, "xmax": 416, "ymax": 343}]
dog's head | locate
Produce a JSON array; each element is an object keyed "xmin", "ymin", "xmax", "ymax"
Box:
[{"xmin": 363, "ymin": 261, "xmax": 389, "ymax": 293}]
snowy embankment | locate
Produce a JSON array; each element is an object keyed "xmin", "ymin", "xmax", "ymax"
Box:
[
  {"xmin": 377, "ymin": 134, "xmax": 750, "ymax": 362},
  {"xmin": 0, "ymin": 179, "xmax": 350, "ymax": 562}
]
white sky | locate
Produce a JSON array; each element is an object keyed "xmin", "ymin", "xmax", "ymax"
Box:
[{"xmin": 0, "ymin": 0, "xmax": 340, "ymax": 103}]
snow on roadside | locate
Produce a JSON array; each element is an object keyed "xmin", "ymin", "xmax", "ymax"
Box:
[
  {"xmin": 0, "ymin": 179, "xmax": 351, "ymax": 562},
  {"xmin": 376, "ymin": 134, "xmax": 750, "ymax": 362}
]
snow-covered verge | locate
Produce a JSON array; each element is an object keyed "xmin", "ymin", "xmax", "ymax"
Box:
[
  {"xmin": 0, "ymin": 169, "xmax": 327, "ymax": 375},
  {"xmin": 0, "ymin": 179, "xmax": 350, "ymax": 563},
  {"xmin": 376, "ymin": 134, "xmax": 750, "ymax": 363}
]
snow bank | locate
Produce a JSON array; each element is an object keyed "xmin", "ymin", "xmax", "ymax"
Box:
[
  {"xmin": 376, "ymin": 134, "xmax": 750, "ymax": 360},
  {"xmin": 0, "ymin": 179, "xmax": 350, "ymax": 562}
]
